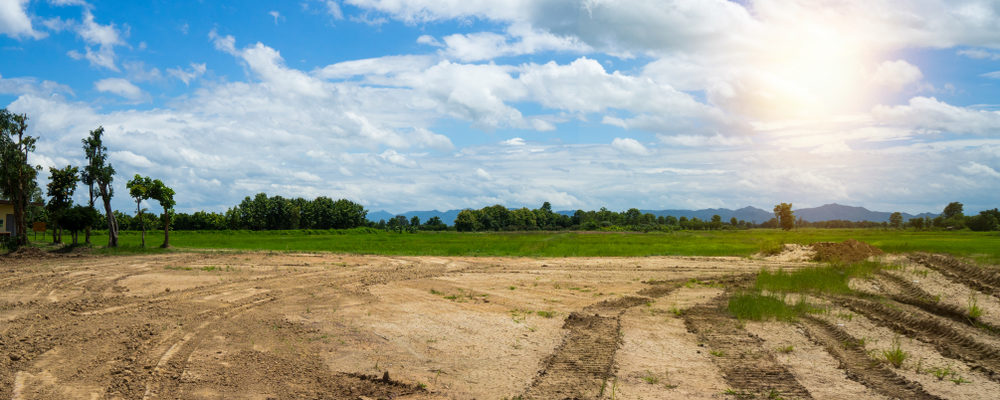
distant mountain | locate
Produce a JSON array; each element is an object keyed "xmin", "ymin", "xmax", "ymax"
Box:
[
  {"xmin": 794, "ymin": 203, "xmax": 937, "ymax": 223},
  {"xmin": 368, "ymin": 204, "xmax": 938, "ymax": 226}
]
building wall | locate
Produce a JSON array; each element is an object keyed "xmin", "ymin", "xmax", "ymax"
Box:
[{"xmin": 1, "ymin": 203, "xmax": 15, "ymax": 234}]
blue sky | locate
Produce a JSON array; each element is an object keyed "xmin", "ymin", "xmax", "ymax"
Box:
[{"xmin": 1, "ymin": 0, "xmax": 999, "ymax": 215}]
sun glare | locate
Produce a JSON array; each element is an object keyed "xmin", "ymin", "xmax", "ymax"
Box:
[{"xmin": 749, "ymin": 21, "xmax": 873, "ymax": 120}]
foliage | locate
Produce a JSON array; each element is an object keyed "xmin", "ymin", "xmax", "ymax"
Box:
[
  {"xmin": 46, "ymin": 165, "xmax": 79, "ymax": 243},
  {"xmin": 889, "ymin": 212, "xmax": 903, "ymax": 229},
  {"xmin": 967, "ymin": 209, "xmax": 999, "ymax": 232},
  {"xmin": 59, "ymin": 205, "xmax": 99, "ymax": 244},
  {"xmin": 226, "ymin": 193, "xmax": 367, "ymax": 231},
  {"xmin": 0, "ymin": 109, "xmax": 41, "ymax": 247},
  {"xmin": 773, "ymin": 203, "xmax": 795, "ymax": 231},
  {"xmin": 82, "ymin": 126, "xmax": 119, "ymax": 247},
  {"xmin": 149, "ymin": 179, "xmax": 175, "ymax": 248},
  {"xmin": 126, "ymin": 174, "xmax": 154, "ymax": 247}
]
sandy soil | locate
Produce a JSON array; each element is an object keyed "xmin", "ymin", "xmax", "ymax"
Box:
[{"xmin": 1, "ymin": 249, "xmax": 998, "ymax": 399}]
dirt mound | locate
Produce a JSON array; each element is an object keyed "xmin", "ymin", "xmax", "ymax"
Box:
[
  {"xmin": 3, "ymin": 246, "xmax": 51, "ymax": 259},
  {"xmin": 763, "ymin": 243, "xmax": 817, "ymax": 262},
  {"xmin": 811, "ymin": 239, "xmax": 883, "ymax": 263}
]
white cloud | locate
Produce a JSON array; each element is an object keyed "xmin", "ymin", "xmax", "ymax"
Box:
[
  {"xmin": 475, "ymin": 168, "xmax": 492, "ymax": 180},
  {"xmin": 94, "ymin": 78, "xmax": 147, "ymax": 101},
  {"xmin": 611, "ymin": 137, "xmax": 650, "ymax": 156},
  {"xmin": 269, "ymin": 10, "xmax": 281, "ymax": 25},
  {"xmin": 871, "ymin": 60, "xmax": 923, "ymax": 92},
  {"xmin": 111, "ymin": 150, "xmax": 154, "ymax": 168},
  {"xmin": 167, "ymin": 62, "xmax": 207, "ymax": 85},
  {"xmin": 65, "ymin": 10, "xmax": 125, "ymax": 70},
  {"xmin": 0, "ymin": 0, "xmax": 45, "ymax": 39},
  {"xmin": 326, "ymin": 1, "xmax": 344, "ymax": 19},
  {"xmin": 873, "ymin": 96, "xmax": 1000, "ymax": 135},
  {"xmin": 959, "ymin": 162, "xmax": 1000, "ymax": 178},
  {"xmin": 416, "ymin": 34, "xmax": 441, "ymax": 47},
  {"xmin": 982, "ymin": 71, "xmax": 1000, "ymax": 80},
  {"xmin": 438, "ymin": 23, "xmax": 591, "ymax": 62},
  {"xmin": 958, "ymin": 48, "xmax": 1000, "ymax": 60},
  {"xmin": 501, "ymin": 137, "xmax": 525, "ymax": 146}
]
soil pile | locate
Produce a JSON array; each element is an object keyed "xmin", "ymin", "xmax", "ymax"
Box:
[
  {"xmin": 2, "ymin": 246, "xmax": 51, "ymax": 259},
  {"xmin": 811, "ymin": 239, "xmax": 883, "ymax": 263}
]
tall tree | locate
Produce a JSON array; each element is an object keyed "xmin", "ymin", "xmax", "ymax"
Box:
[
  {"xmin": 889, "ymin": 212, "xmax": 903, "ymax": 229},
  {"xmin": 46, "ymin": 165, "xmax": 80, "ymax": 244},
  {"xmin": 149, "ymin": 179, "xmax": 176, "ymax": 248},
  {"xmin": 773, "ymin": 203, "xmax": 795, "ymax": 231},
  {"xmin": 126, "ymin": 175, "xmax": 154, "ymax": 247},
  {"xmin": 83, "ymin": 127, "xmax": 119, "ymax": 247},
  {"xmin": 0, "ymin": 110, "xmax": 40, "ymax": 247}
]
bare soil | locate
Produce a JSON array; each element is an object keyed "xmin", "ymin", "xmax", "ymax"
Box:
[{"xmin": 1, "ymin": 249, "xmax": 998, "ymax": 399}]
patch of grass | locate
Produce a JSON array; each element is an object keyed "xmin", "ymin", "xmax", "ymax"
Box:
[
  {"xmin": 66, "ymin": 229, "xmax": 1000, "ymax": 260},
  {"xmin": 756, "ymin": 261, "xmax": 884, "ymax": 294},
  {"xmin": 968, "ymin": 292, "xmax": 983, "ymax": 320},
  {"xmin": 709, "ymin": 350, "xmax": 726, "ymax": 357},
  {"xmin": 669, "ymin": 307, "xmax": 685, "ymax": 317},
  {"xmin": 429, "ymin": 289, "xmax": 442, "ymax": 295},
  {"xmin": 881, "ymin": 336, "xmax": 909, "ymax": 368},
  {"xmin": 728, "ymin": 292, "xmax": 819, "ymax": 322},
  {"xmin": 508, "ymin": 286, "xmax": 517, "ymax": 290},
  {"xmin": 535, "ymin": 310, "xmax": 555, "ymax": 319},
  {"xmin": 641, "ymin": 370, "xmax": 659, "ymax": 384},
  {"xmin": 778, "ymin": 345, "xmax": 794, "ymax": 353}
]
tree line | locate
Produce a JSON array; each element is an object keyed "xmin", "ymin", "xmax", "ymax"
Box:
[{"xmin": 1, "ymin": 109, "xmax": 175, "ymax": 249}]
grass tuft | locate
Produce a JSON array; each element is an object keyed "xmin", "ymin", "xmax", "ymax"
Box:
[
  {"xmin": 756, "ymin": 261, "xmax": 884, "ymax": 294},
  {"xmin": 728, "ymin": 292, "xmax": 819, "ymax": 322}
]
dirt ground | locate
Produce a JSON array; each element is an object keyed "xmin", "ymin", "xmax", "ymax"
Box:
[{"xmin": 1, "ymin": 249, "xmax": 998, "ymax": 399}]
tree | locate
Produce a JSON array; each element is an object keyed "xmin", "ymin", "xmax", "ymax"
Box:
[
  {"xmin": 710, "ymin": 214, "xmax": 723, "ymax": 230},
  {"xmin": 773, "ymin": 203, "xmax": 795, "ymax": 231},
  {"xmin": 59, "ymin": 205, "xmax": 98, "ymax": 245},
  {"xmin": 409, "ymin": 216, "xmax": 421, "ymax": 228},
  {"xmin": 942, "ymin": 202, "xmax": 964, "ymax": 220},
  {"xmin": 46, "ymin": 165, "xmax": 79, "ymax": 244},
  {"xmin": 0, "ymin": 110, "xmax": 40, "ymax": 248},
  {"xmin": 454, "ymin": 209, "xmax": 479, "ymax": 232},
  {"xmin": 126, "ymin": 175, "xmax": 154, "ymax": 247},
  {"xmin": 83, "ymin": 127, "xmax": 119, "ymax": 247},
  {"xmin": 889, "ymin": 212, "xmax": 903, "ymax": 229},
  {"xmin": 908, "ymin": 217, "xmax": 925, "ymax": 230},
  {"xmin": 149, "ymin": 179, "xmax": 175, "ymax": 248},
  {"xmin": 424, "ymin": 216, "xmax": 447, "ymax": 231},
  {"xmin": 968, "ymin": 209, "xmax": 999, "ymax": 232}
]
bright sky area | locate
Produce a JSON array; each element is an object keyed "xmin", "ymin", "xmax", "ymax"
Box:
[{"xmin": 1, "ymin": 0, "xmax": 999, "ymax": 215}]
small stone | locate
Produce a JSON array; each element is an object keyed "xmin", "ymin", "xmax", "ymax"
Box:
[{"xmin": 9, "ymin": 353, "xmax": 21, "ymax": 361}]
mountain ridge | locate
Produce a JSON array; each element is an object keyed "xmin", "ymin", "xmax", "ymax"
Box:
[{"xmin": 367, "ymin": 203, "xmax": 939, "ymax": 226}]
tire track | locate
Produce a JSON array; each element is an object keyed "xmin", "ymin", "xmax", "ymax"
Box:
[
  {"xmin": 875, "ymin": 271, "xmax": 1000, "ymax": 335},
  {"xmin": 909, "ymin": 254, "xmax": 1000, "ymax": 298},
  {"xmin": 684, "ymin": 298, "xmax": 814, "ymax": 400},
  {"xmin": 799, "ymin": 316, "xmax": 941, "ymax": 400},
  {"xmin": 835, "ymin": 296, "xmax": 1000, "ymax": 381}
]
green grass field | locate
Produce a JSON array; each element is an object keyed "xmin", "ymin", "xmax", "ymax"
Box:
[{"xmin": 42, "ymin": 228, "xmax": 998, "ymax": 263}]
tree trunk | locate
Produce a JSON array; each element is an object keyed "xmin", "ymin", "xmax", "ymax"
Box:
[
  {"xmin": 101, "ymin": 185, "xmax": 118, "ymax": 247},
  {"xmin": 138, "ymin": 201, "xmax": 145, "ymax": 247},
  {"xmin": 85, "ymin": 226, "xmax": 91, "ymax": 244},
  {"xmin": 161, "ymin": 217, "xmax": 170, "ymax": 248}
]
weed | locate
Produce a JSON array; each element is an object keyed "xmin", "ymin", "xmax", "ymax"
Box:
[
  {"xmin": 670, "ymin": 307, "xmax": 685, "ymax": 316},
  {"xmin": 535, "ymin": 310, "xmax": 555, "ymax": 319},
  {"xmin": 710, "ymin": 350, "xmax": 726, "ymax": 357},
  {"xmin": 429, "ymin": 289, "xmax": 442, "ymax": 295},
  {"xmin": 641, "ymin": 370, "xmax": 659, "ymax": 384},
  {"xmin": 951, "ymin": 376, "xmax": 971, "ymax": 385},
  {"xmin": 881, "ymin": 336, "xmax": 909, "ymax": 368},
  {"xmin": 930, "ymin": 365, "xmax": 954, "ymax": 380},
  {"xmin": 968, "ymin": 292, "xmax": 983, "ymax": 320},
  {"xmin": 756, "ymin": 261, "xmax": 884, "ymax": 295},
  {"xmin": 417, "ymin": 382, "xmax": 427, "ymax": 389},
  {"xmin": 766, "ymin": 389, "xmax": 785, "ymax": 399},
  {"xmin": 778, "ymin": 345, "xmax": 794, "ymax": 353},
  {"xmin": 508, "ymin": 286, "xmax": 517, "ymax": 290},
  {"xmin": 443, "ymin": 295, "xmax": 458, "ymax": 300},
  {"xmin": 728, "ymin": 292, "xmax": 819, "ymax": 321}
]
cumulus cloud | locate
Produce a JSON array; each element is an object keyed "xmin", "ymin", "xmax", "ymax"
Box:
[
  {"xmin": 167, "ymin": 62, "xmax": 207, "ymax": 85},
  {"xmin": 873, "ymin": 96, "xmax": 1000, "ymax": 135},
  {"xmin": 94, "ymin": 78, "xmax": 147, "ymax": 101},
  {"xmin": 959, "ymin": 162, "xmax": 1000, "ymax": 178},
  {"xmin": 65, "ymin": 10, "xmax": 125, "ymax": 70},
  {"xmin": 611, "ymin": 137, "xmax": 650, "ymax": 156},
  {"xmin": 871, "ymin": 60, "xmax": 923, "ymax": 91},
  {"xmin": 0, "ymin": 0, "xmax": 45, "ymax": 39}
]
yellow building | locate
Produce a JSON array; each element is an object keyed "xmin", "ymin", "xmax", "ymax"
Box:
[{"xmin": 1, "ymin": 200, "xmax": 16, "ymax": 236}]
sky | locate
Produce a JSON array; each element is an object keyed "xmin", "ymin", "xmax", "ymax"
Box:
[{"xmin": 1, "ymin": 0, "xmax": 999, "ymax": 216}]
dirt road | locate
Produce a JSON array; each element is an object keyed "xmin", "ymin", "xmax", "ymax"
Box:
[{"xmin": 1, "ymin": 250, "xmax": 998, "ymax": 399}]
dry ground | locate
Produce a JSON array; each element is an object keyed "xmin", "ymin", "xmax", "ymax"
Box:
[{"xmin": 1, "ymin": 249, "xmax": 998, "ymax": 399}]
